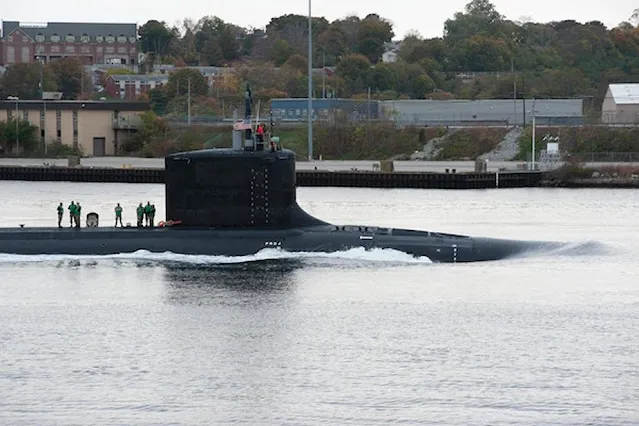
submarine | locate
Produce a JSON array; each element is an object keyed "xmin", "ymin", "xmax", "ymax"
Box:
[{"xmin": 0, "ymin": 85, "xmax": 558, "ymax": 263}]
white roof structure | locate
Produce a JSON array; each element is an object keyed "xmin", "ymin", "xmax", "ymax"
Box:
[{"xmin": 609, "ymin": 83, "xmax": 639, "ymax": 104}]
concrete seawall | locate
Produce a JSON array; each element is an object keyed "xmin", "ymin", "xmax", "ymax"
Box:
[{"xmin": 0, "ymin": 165, "xmax": 543, "ymax": 189}]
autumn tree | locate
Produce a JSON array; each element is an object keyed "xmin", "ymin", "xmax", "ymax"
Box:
[{"xmin": 165, "ymin": 68, "xmax": 208, "ymax": 98}]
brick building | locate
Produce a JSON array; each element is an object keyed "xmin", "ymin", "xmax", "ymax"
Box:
[
  {"xmin": 104, "ymin": 74, "xmax": 168, "ymax": 100},
  {"xmin": 0, "ymin": 21, "xmax": 137, "ymax": 67}
]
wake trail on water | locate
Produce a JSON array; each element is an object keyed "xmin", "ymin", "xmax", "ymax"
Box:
[{"xmin": 0, "ymin": 247, "xmax": 433, "ymax": 266}]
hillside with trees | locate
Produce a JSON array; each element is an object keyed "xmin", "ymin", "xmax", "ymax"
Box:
[
  {"xmin": 130, "ymin": 1, "xmax": 639, "ymax": 107},
  {"xmin": 2, "ymin": 1, "xmax": 638, "ymax": 107}
]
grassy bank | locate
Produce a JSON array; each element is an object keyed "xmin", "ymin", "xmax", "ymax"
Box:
[{"xmin": 121, "ymin": 113, "xmax": 639, "ymax": 161}]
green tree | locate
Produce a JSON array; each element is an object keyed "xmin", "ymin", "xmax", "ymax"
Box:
[
  {"xmin": 165, "ymin": 68, "xmax": 208, "ymax": 98},
  {"xmin": 0, "ymin": 63, "xmax": 57, "ymax": 100},
  {"xmin": 45, "ymin": 58, "xmax": 92, "ymax": 99},
  {"xmin": 335, "ymin": 54, "xmax": 372, "ymax": 95},
  {"xmin": 139, "ymin": 20, "xmax": 177, "ymax": 56},
  {"xmin": 195, "ymin": 16, "xmax": 242, "ymax": 64},
  {"xmin": 444, "ymin": 0, "xmax": 505, "ymax": 43},
  {"xmin": 368, "ymin": 63, "xmax": 397, "ymax": 92},
  {"xmin": 356, "ymin": 14, "xmax": 394, "ymax": 63},
  {"xmin": 270, "ymin": 39, "xmax": 294, "ymax": 66},
  {"xmin": 266, "ymin": 14, "xmax": 329, "ymax": 54},
  {"xmin": 0, "ymin": 118, "xmax": 39, "ymax": 154}
]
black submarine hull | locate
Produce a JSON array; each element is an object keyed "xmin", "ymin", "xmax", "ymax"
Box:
[{"xmin": 0, "ymin": 225, "xmax": 557, "ymax": 263}]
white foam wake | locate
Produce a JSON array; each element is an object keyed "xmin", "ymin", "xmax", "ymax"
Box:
[{"xmin": 0, "ymin": 247, "xmax": 432, "ymax": 265}]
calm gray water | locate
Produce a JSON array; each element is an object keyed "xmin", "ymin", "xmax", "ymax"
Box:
[{"xmin": 0, "ymin": 182, "xmax": 638, "ymax": 425}]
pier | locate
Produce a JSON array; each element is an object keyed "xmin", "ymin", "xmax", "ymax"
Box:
[{"xmin": 0, "ymin": 165, "xmax": 542, "ymax": 189}]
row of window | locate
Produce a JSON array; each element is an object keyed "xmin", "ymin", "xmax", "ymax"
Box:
[
  {"xmin": 7, "ymin": 34, "xmax": 136, "ymax": 43},
  {"xmin": 36, "ymin": 45, "xmax": 135, "ymax": 54}
]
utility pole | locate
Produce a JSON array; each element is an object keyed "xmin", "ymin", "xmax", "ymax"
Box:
[
  {"xmin": 40, "ymin": 57, "xmax": 47, "ymax": 155},
  {"xmin": 307, "ymin": 0, "xmax": 313, "ymax": 160},
  {"xmin": 322, "ymin": 48, "xmax": 326, "ymax": 98},
  {"xmin": 367, "ymin": 87, "xmax": 371, "ymax": 122},
  {"xmin": 531, "ymin": 97, "xmax": 536, "ymax": 170},
  {"xmin": 511, "ymin": 57, "xmax": 517, "ymax": 126},
  {"xmin": 187, "ymin": 77, "xmax": 191, "ymax": 125},
  {"xmin": 15, "ymin": 98, "xmax": 19, "ymax": 155}
]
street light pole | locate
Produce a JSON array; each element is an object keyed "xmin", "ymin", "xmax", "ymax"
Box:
[
  {"xmin": 307, "ymin": 0, "xmax": 313, "ymax": 161},
  {"xmin": 531, "ymin": 97, "xmax": 536, "ymax": 170},
  {"xmin": 15, "ymin": 99, "xmax": 19, "ymax": 155}
]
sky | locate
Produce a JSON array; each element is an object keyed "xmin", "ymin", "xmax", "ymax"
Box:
[{"xmin": 2, "ymin": 0, "xmax": 637, "ymax": 39}]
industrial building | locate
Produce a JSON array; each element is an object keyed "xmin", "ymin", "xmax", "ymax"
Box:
[
  {"xmin": 380, "ymin": 99, "xmax": 584, "ymax": 126},
  {"xmin": 0, "ymin": 21, "xmax": 138, "ymax": 67},
  {"xmin": 0, "ymin": 100, "xmax": 149, "ymax": 155},
  {"xmin": 601, "ymin": 83, "xmax": 639, "ymax": 124},
  {"xmin": 268, "ymin": 98, "xmax": 582, "ymax": 125}
]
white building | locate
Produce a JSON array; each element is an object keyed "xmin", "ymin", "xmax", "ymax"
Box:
[
  {"xmin": 602, "ymin": 83, "xmax": 639, "ymax": 124},
  {"xmin": 381, "ymin": 50, "xmax": 398, "ymax": 63}
]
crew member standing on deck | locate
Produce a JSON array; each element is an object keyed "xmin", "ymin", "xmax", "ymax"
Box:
[
  {"xmin": 114, "ymin": 203, "xmax": 123, "ymax": 227},
  {"xmin": 144, "ymin": 202, "xmax": 152, "ymax": 226},
  {"xmin": 136, "ymin": 203, "xmax": 144, "ymax": 227},
  {"xmin": 256, "ymin": 123, "xmax": 265, "ymax": 145},
  {"xmin": 57, "ymin": 203, "xmax": 64, "ymax": 228},
  {"xmin": 68, "ymin": 201, "xmax": 76, "ymax": 227},
  {"xmin": 150, "ymin": 204, "xmax": 156, "ymax": 227},
  {"xmin": 75, "ymin": 202, "xmax": 82, "ymax": 228}
]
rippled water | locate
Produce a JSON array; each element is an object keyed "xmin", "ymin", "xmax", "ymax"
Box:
[{"xmin": 0, "ymin": 182, "xmax": 638, "ymax": 425}]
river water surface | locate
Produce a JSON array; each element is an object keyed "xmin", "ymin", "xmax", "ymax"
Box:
[{"xmin": 0, "ymin": 182, "xmax": 637, "ymax": 425}]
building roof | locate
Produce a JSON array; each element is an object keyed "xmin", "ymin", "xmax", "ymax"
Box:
[
  {"xmin": 2, "ymin": 21, "xmax": 136, "ymax": 42},
  {"xmin": 608, "ymin": 84, "xmax": 639, "ymax": 104},
  {"xmin": 109, "ymin": 74, "xmax": 168, "ymax": 82},
  {"xmin": 0, "ymin": 100, "xmax": 149, "ymax": 111}
]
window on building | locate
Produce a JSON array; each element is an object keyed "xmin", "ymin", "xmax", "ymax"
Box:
[
  {"xmin": 7, "ymin": 35, "xmax": 13, "ymax": 42},
  {"xmin": 51, "ymin": 33, "xmax": 60, "ymax": 42},
  {"xmin": 117, "ymin": 35, "xmax": 126, "ymax": 43},
  {"xmin": 6, "ymin": 46, "xmax": 15, "ymax": 64},
  {"xmin": 128, "ymin": 36, "xmax": 136, "ymax": 43},
  {"xmin": 81, "ymin": 34, "xmax": 89, "ymax": 43},
  {"xmin": 21, "ymin": 46, "xmax": 29, "ymax": 63},
  {"xmin": 22, "ymin": 36, "xmax": 29, "ymax": 43},
  {"xmin": 66, "ymin": 45, "xmax": 75, "ymax": 53},
  {"xmin": 23, "ymin": 110, "xmax": 29, "ymax": 121},
  {"xmin": 96, "ymin": 35, "xmax": 103, "ymax": 42},
  {"xmin": 106, "ymin": 34, "xmax": 114, "ymax": 43},
  {"xmin": 36, "ymin": 33, "xmax": 44, "ymax": 42},
  {"xmin": 66, "ymin": 34, "xmax": 75, "ymax": 42}
]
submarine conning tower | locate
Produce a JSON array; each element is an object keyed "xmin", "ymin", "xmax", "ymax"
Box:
[{"xmin": 164, "ymin": 84, "xmax": 326, "ymax": 229}]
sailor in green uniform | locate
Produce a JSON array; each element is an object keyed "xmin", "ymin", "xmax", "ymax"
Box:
[
  {"xmin": 114, "ymin": 203, "xmax": 123, "ymax": 227},
  {"xmin": 149, "ymin": 204, "xmax": 156, "ymax": 227},
  {"xmin": 57, "ymin": 203, "xmax": 64, "ymax": 228},
  {"xmin": 144, "ymin": 202, "xmax": 152, "ymax": 226},
  {"xmin": 75, "ymin": 202, "xmax": 82, "ymax": 228},
  {"xmin": 68, "ymin": 201, "xmax": 76, "ymax": 227},
  {"xmin": 136, "ymin": 203, "xmax": 144, "ymax": 227}
]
